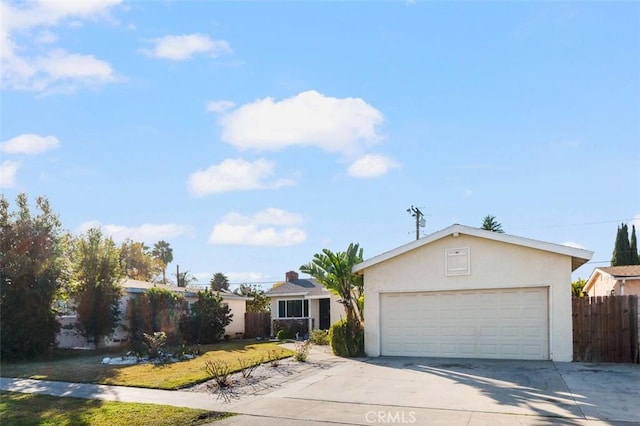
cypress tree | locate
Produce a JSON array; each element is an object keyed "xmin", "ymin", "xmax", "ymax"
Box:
[
  {"xmin": 631, "ymin": 225, "xmax": 639, "ymax": 265},
  {"xmin": 612, "ymin": 223, "xmax": 633, "ymax": 266},
  {"xmin": 612, "ymin": 224, "xmax": 624, "ymax": 266}
]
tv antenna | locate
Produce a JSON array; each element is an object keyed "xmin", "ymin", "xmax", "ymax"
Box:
[{"xmin": 407, "ymin": 205, "xmax": 426, "ymax": 240}]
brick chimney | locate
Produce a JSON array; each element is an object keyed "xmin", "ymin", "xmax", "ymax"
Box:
[{"xmin": 285, "ymin": 270, "xmax": 299, "ymax": 282}]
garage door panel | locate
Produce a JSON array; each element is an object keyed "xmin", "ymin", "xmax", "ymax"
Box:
[{"xmin": 380, "ymin": 287, "xmax": 548, "ymax": 360}]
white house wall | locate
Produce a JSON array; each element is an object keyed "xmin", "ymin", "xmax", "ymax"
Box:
[
  {"xmin": 225, "ymin": 298, "xmax": 246, "ymax": 337},
  {"xmin": 363, "ymin": 234, "xmax": 573, "ymax": 361},
  {"xmin": 269, "ymin": 294, "xmax": 343, "ymax": 333}
]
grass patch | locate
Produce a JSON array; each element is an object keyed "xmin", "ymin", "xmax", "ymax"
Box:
[
  {"xmin": 0, "ymin": 391, "xmax": 231, "ymax": 426},
  {"xmin": 1, "ymin": 341, "xmax": 292, "ymax": 390}
]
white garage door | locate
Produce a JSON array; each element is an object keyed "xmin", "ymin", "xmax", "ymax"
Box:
[{"xmin": 380, "ymin": 287, "xmax": 549, "ymax": 360}]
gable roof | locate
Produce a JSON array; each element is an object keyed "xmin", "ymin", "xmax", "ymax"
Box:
[
  {"xmin": 594, "ymin": 265, "xmax": 640, "ymax": 278},
  {"xmin": 265, "ymin": 278, "xmax": 333, "ymax": 298},
  {"xmin": 583, "ymin": 265, "xmax": 640, "ymax": 293},
  {"xmin": 352, "ymin": 224, "xmax": 593, "ymax": 274}
]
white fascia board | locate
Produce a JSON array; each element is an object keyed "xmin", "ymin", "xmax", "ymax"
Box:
[
  {"xmin": 583, "ymin": 268, "xmax": 602, "ymax": 293},
  {"xmin": 353, "ymin": 224, "xmax": 594, "ymax": 274}
]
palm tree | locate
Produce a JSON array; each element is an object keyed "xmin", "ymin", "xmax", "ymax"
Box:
[
  {"xmin": 481, "ymin": 215, "xmax": 504, "ymax": 233},
  {"xmin": 176, "ymin": 270, "xmax": 197, "ymax": 288},
  {"xmin": 300, "ymin": 243, "xmax": 364, "ymax": 325},
  {"xmin": 210, "ymin": 272, "xmax": 230, "ymax": 291},
  {"xmin": 151, "ymin": 240, "xmax": 173, "ymax": 284}
]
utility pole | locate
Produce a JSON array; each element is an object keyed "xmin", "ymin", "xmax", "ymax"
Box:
[{"xmin": 407, "ymin": 205, "xmax": 425, "ymax": 240}]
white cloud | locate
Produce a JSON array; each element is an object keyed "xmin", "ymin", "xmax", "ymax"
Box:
[
  {"xmin": 187, "ymin": 158, "xmax": 295, "ymax": 196},
  {"xmin": 226, "ymin": 272, "xmax": 269, "ymax": 283},
  {"xmin": 35, "ymin": 49, "xmax": 115, "ymax": 82},
  {"xmin": 206, "ymin": 100, "xmax": 236, "ymax": 113},
  {"xmin": 222, "ymin": 208, "xmax": 303, "ymax": 226},
  {"xmin": 209, "ymin": 208, "xmax": 306, "ymax": 246},
  {"xmin": 77, "ymin": 221, "xmax": 194, "ymax": 243},
  {"xmin": 0, "ymin": 160, "xmax": 21, "ymax": 188},
  {"xmin": 2, "ymin": 0, "xmax": 122, "ymax": 31},
  {"xmin": 1, "ymin": 0, "xmax": 120, "ymax": 92},
  {"xmin": 347, "ymin": 153, "xmax": 400, "ymax": 178},
  {"xmin": 562, "ymin": 241, "xmax": 585, "ymax": 249},
  {"xmin": 1, "ymin": 133, "xmax": 59, "ymax": 154},
  {"xmin": 219, "ymin": 90, "xmax": 384, "ymax": 155},
  {"xmin": 145, "ymin": 34, "xmax": 231, "ymax": 61}
]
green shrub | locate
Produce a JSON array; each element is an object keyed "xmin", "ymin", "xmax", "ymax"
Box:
[
  {"xmin": 309, "ymin": 329, "xmax": 329, "ymax": 345},
  {"xmin": 328, "ymin": 319, "xmax": 364, "ymax": 357},
  {"xmin": 272, "ymin": 319, "xmax": 308, "ymax": 339},
  {"xmin": 276, "ymin": 329, "xmax": 291, "ymax": 340}
]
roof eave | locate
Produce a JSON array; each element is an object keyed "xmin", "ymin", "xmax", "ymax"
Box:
[{"xmin": 353, "ymin": 224, "xmax": 594, "ymax": 274}]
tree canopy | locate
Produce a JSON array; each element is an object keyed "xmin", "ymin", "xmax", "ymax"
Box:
[
  {"xmin": 571, "ymin": 278, "xmax": 586, "ymax": 297},
  {"xmin": 176, "ymin": 269, "xmax": 197, "ymax": 288},
  {"xmin": 235, "ymin": 283, "xmax": 270, "ymax": 313},
  {"xmin": 119, "ymin": 239, "xmax": 161, "ymax": 282},
  {"xmin": 481, "ymin": 215, "xmax": 504, "ymax": 233},
  {"xmin": 72, "ymin": 228, "xmax": 123, "ymax": 348},
  {"xmin": 300, "ymin": 243, "xmax": 364, "ymax": 325},
  {"xmin": 151, "ymin": 240, "xmax": 173, "ymax": 284},
  {"xmin": 210, "ymin": 272, "xmax": 230, "ymax": 291},
  {"xmin": 0, "ymin": 194, "xmax": 64, "ymax": 360},
  {"xmin": 612, "ymin": 223, "xmax": 639, "ymax": 266},
  {"xmin": 181, "ymin": 289, "xmax": 232, "ymax": 344}
]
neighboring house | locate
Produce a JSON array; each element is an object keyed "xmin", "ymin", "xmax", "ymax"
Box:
[
  {"xmin": 352, "ymin": 224, "xmax": 593, "ymax": 362},
  {"xmin": 583, "ymin": 265, "xmax": 640, "ymax": 297},
  {"xmin": 265, "ymin": 271, "xmax": 343, "ymax": 336},
  {"xmin": 57, "ymin": 278, "xmax": 250, "ymax": 349}
]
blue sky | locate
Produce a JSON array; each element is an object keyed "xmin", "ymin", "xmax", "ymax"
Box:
[{"xmin": 1, "ymin": 1, "xmax": 638, "ymax": 288}]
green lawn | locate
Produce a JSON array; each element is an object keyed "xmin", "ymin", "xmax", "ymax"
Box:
[
  {"xmin": 0, "ymin": 391, "xmax": 231, "ymax": 426},
  {"xmin": 1, "ymin": 340, "xmax": 292, "ymax": 390}
]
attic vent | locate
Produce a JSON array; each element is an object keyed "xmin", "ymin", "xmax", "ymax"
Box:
[{"xmin": 445, "ymin": 247, "xmax": 470, "ymax": 276}]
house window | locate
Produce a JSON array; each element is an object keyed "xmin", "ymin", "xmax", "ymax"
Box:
[
  {"xmin": 445, "ymin": 247, "xmax": 470, "ymax": 276},
  {"xmin": 278, "ymin": 299, "xmax": 309, "ymax": 318}
]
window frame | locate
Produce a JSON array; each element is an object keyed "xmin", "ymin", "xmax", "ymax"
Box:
[{"xmin": 277, "ymin": 299, "xmax": 309, "ymax": 318}]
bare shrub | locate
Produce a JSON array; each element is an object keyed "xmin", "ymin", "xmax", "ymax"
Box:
[
  {"xmin": 205, "ymin": 360, "xmax": 232, "ymax": 388},
  {"xmin": 238, "ymin": 356, "xmax": 263, "ymax": 379}
]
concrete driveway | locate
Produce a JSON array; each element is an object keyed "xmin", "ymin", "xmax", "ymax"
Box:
[
  {"xmin": 220, "ymin": 347, "xmax": 640, "ymax": 425},
  {"xmin": 3, "ymin": 345, "xmax": 639, "ymax": 425}
]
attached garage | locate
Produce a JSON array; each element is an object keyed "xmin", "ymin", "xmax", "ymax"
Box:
[
  {"xmin": 380, "ymin": 287, "xmax": 548, "ymax": 360},
  {"xmin": 353, "ymin": 224, "xmax": 593, "ymax": 362}
]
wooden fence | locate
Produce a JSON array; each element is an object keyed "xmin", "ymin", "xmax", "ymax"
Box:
[
  {"xmin": 572, "ymin": 295, "xmax": 639, "ymax": 363},
  {"xmin": 244, "ymin": 312, "xmax": 271, "ymax": 339}
]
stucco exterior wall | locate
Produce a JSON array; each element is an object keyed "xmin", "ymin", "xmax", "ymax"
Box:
[
  {"xmin": 224, "ymin": 298, "xmax": 246, "ymax": 336},
  {"xmin": 329, "ymin": 295, "xmax": 345, "ymax": 325},
  {"xmin": 587, "ymin": 276, "xmax": 640, "ymax": 297},
  {"xmin": 587, "ymin": 274, "xmax": 617, "ymax": 297},
  {"xmin": 362, "ymin": 234, "xmax": 574, "ymax": 361}
]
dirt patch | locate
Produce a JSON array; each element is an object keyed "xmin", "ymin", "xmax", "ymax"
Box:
[{"xmin": 179, "ymin": 350, "xmax": 337, "ymax": 403}]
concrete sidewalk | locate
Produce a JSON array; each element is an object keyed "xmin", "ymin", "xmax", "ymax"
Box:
[{"xmin": 2, "ymin": 345, "xmax": 639, "ymax": 426}]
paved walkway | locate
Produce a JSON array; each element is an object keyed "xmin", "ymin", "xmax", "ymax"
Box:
[{"xmin": 3, "ymin": 345, "xmax": 639, "ymax": 426}]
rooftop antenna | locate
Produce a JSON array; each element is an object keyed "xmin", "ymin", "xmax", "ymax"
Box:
[{"xmin": 407, "ymin": 205, "xmax": 426, "ymax": 240}]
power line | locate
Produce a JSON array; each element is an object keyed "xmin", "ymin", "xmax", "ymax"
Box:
[
  {"xmin": 530, "ymin": 218, "xmax": 637, "ymax": 229},
  {"xmin": 407, "ymin": 205, "xmax": 426, "ymax": 240}
]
